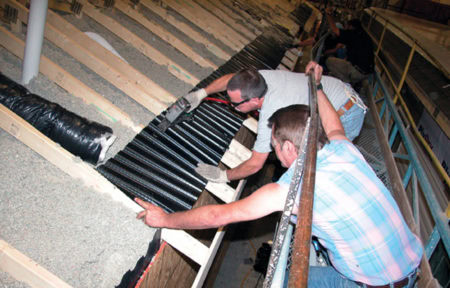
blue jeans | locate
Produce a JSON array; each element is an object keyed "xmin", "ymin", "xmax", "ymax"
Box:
[
  {"xmin": 308, "ymin": 266, "xmax": 361, "ymax": 288},
  {"xmin": 307, "ymin": 266, "xmax": 418, "ymax": 288},
  {"xmin": 339, "ymin": 99, "xmax": 366, "ymax": 141}
]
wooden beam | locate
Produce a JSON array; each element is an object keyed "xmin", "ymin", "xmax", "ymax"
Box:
[
  {"xmin": 46, "ymin": 10, "xmax": 175, "ymax": 103},
  {"xmin": 204, "ymin": 182, "xmax": 236, "ymax": 204},
  {"xmin": 192, "ymin": 179, "xmax": 247, "ymax": 288},
  {"xmin": 242, "ymin": 117, "xmax": 257, "ymax": 134},
  {"xmin": 0, "ymin": 103, "xmax": 218, "ymax": 279},
  {"xmin": 0, "ymin": 239, "xmax": 72, "ymax": 288},
  {"xmin": 139, "ymin": 0, "xmax": 231, "ymax": 61},
  {"xmin": 163, "ymin": 0, "xmax": 244, "ymax": 52},
  {"xmin": 161, "ymin": 229, "xmax": 209, "ymax": 266},
  {"xmin": 114, "ymin": 0, "xmax": 218, "ymax": 71},
  {"xmin": 165, "ymin": 0, "xmax": 249, "ymax": 47},
  {"xmin": 221, "ymin": 139, "xmax": 252, "ymax": 169},
  {"xmin": 0, "ymin": 104, "xmax": 142, "ymax": 212},
  {"xmin": 219, "ymin": 0, "xmax": 269, "ymax": 31},
  {"xmin": 202, "ymin": 0, "xmax": 263, "ymax": 35},
  {"xmin": 81, "ymin": 1, "xmax": 200, "ymax": 86},
  {"xmin": 39, "ymin": 9, "xmax": 173, "ymax": 115},
  {"xmin": 194, "ymin": 0, "xmax": 257, "ymax": 40},
  {"xmin": 0, "ymin": 26, "xmax": 142, "ymax": 133},
  {"xmin": 235, "ymin": 0, "xmax": 298, "ymax": 35}
]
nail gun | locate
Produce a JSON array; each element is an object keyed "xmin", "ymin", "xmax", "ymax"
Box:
[{"xmin": 157, "ymin": 97, "xmax": 192, "ymax": 132}]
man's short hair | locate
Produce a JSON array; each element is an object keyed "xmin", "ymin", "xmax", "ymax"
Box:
[
  {"xmin": 227, "ymin": 69, "xmax": 267, "ymax": 100},
  {"xmin": 268, "ymin": 105, "xmax": 328, "ymax": 151}
]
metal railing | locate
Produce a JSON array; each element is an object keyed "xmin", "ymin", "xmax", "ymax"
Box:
[
  {"xmin": 263, "ymin": 29, "xmax": 328, "ymax": 288},
  {"xmin": 362, "ymin": 9, "xmax": 449, "ymax": 265},
  {"xmin": 362, "ymin": 9, "xmax": 450, "ymax": 188},
  {"xmin": 370, "ymin": 70, "xmax": 450, "ymax": 261}
]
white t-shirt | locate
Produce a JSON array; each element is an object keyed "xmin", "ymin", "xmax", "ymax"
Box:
[{"xmin": 254, "ymin": 70, "xmax": 351, "ymax": 153}]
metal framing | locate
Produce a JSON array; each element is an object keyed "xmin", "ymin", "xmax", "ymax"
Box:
[
  {"xmin": 371, "ymin": 71, "xmax": 450, "ymax": 259},
  {"xmin": 362, "ymin": 9, "xmax": 450, "ymax": 188}
]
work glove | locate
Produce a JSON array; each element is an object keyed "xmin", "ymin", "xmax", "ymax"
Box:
[
  {"xmin": 195, "ymin": 163, "xmax": 229, "ymax": 183},
  {"xmin": 183, "ymin": 88, "xmax": 207, "ymax": 112}
]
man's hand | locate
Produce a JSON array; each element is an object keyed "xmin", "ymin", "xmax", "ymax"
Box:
[
  {"xmin": 195, "ymin": 163, "xmax": 229, "ymax": 183},
  {"xmin": 136, "ymin": 198, "xmax": 168, "ymax": 228},
  {"xmin": 305, "ymin": 61, "xmax": 323, "ymax": 85},
  {"xmin": 183, "ymin": 88, "xmax": 207, "ymax": 112}
]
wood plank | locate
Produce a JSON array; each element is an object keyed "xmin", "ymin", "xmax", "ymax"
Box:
[
  {"xmin": 44, "ymin": 22, "xmax": 168, "ymax": 115},
  {"xmin": 219, "ymin": 0, "xmax": 269, "ymax": 31},
  {"xmin": 165, "ymin": 0, "xmax": 249, "ymax": 47},
  {"xmin": 114, "ymin": 0, "xmax": 217, "ymax": 71},
  {"xmin": 163, "ymin": 0, "xmax": 244, "ymax": 52},
  {"xmin": 161, "ymin": 229, "xmax": 209, "ymax": 266},
  {"xmin": 243, "ymin": 117, "xmax": 258, "ymax": 134},
  {"xmin": 0, "ymin": 239, "xmax": 72, "ymax": 288},
  {"xmin": 0, "ymin": 103, "xmax": 212, "ymax": 272},
  {"xmin": 236, "ymin": 0, "xmax": 298, "ymax": 35},
  {"xmin": 205, "ymin": 182, "xmax": 236, "ymax": 204},
  {"xmin": 192, "ymin": 179, "xmax": 246, "ymax": 288},
  {"xmin": 194, "ymin": 0, "xmax": 257, "ymax": 40},
  {"xmin": 46, "ymin": 10, "xmax": 176, "ymax": 104},
  {"xmin": 0, "ymin": 104, "xmax": 142, "ymax": 213},
  {"xmin": 0, "ymin": 26, "xmax": 142, "ymax": 133},
  {"xmin": 203, "ymin": 0, "xmax": 263, "ymax": 35},
  {"xmin": 221, "ymin": 139, "xmax": 252, "ymax": 169},
  {"xmin": 34, "ymin": 9, "xmax": 172, "ymax": 115},
  {"xmin": 139, "ymin": 0, "xmax": 231, "ymax": 61},
  {"xmin": 140, "ymin": 242, "xmax": 198, "ymax": 288},
  {"xmin": 81, "ymin": 1, "xmax": 200, "ymax": 86}
]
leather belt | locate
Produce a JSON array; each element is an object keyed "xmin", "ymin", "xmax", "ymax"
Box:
[
  {"xmin": 357, "ymin": 269, "xmax": 417, "ymax": 288},
  {"xmin": 362, "ymin": 277, "xmax": 409, "ymax": 288},
  {"xmin": 337, "ymin": 99, "xmax": 355, "ymax": 117}
]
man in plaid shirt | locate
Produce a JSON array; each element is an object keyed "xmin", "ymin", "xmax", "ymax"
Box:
[{"xmin": 136, "ymin": 62, "xmax": 422, "ymax": 287}]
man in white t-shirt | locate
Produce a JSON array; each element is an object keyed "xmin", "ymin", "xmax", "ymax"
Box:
[{"xmin": 183, "ymin": 66, "xmax": 366, "ymax": 183}]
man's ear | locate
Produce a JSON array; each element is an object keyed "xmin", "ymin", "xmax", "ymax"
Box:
[{"xmin": 282, "ymin": 140, "xmax": 296, "ymax": 154}]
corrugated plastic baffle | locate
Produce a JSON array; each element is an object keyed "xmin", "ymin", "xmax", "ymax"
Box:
[{"xmin": 96, "ymin": 29, "xmax": 292, "ymax": 213}]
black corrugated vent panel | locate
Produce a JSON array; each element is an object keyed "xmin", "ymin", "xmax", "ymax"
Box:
[{"xmin": 97, "ymin": 30, "xmax": 292, "ymax": 212}]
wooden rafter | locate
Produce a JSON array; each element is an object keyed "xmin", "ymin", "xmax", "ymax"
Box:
[
  {"xmin": 0, "ymin": 25, "xmax": 142, "ymax": 133},
  {"xmin": 139, "ymin": 0, "xmax": 231, "ymax": 61},
  {"xmin": 114, "ymin": 0, "xmax": 217, "ymax": 71}
]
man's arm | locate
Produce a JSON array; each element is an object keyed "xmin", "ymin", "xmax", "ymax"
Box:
[
  {"xmin": 325, "ymin": 9, "xmax": 340, "ymax": 36},
  {"xmin": 135, "ymin": 182, "xmax": 286, "ymax": 229},
  {"xmin": 204, "ymin": 73, "xmax": 235, "ymax": 95},
  {"xmin": 184, "ymin": 73, "xmax": 235, "ymax": 111},
  {"xmin": 306, "ymin": 61, "xmax": 347, "ymax": 141},
  {"xmin": 226, "ymin": 151, "xmax": 269, "ymax": 181}
]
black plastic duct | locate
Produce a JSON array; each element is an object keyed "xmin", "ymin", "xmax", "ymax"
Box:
[{"xmin": 0, "ymin": 73, "xmax": 115, "ymax": 165}]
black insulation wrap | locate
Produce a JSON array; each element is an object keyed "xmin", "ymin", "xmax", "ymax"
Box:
[{"xmin": 0, "ymin": 73, "xmax": 114, "ymax": 165}]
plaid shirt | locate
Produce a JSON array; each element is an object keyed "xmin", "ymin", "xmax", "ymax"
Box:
[{"xmin": 278, "ymin": 140, "xmax": 423, "ymax": 285}]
